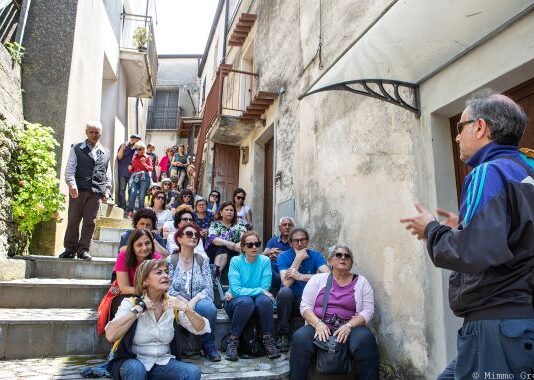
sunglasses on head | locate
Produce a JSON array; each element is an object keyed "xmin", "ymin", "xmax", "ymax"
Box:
[
  {"xmin": 244, "ymin": 241, "xmax": 261, "ymax": 248},
  {"xmin": 183, "ymin": 230, "xmax": 199, "ymax": 239},
  {"xmin": 181, "ymin": 217, "xmax": 193, "ymax": 222},
  {"xmin": 334, "ymin": 252, "xmax": 351, "ymax": 260}
]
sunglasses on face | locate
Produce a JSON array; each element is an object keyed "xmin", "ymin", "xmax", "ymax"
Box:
[
  {"xmin": 456, "ymin": 119, "xmax": 476, "ymax": 134},
  {"xmin": 236, "ymin": 196, "xmax": 245, "ymax": 200},
  {"xmin": 181, "ymin": 217, "xmax": 193, "ymax": 222},
  {"xmin": 210, "ymin": 194, "xmax": 219, "ymax": 198},
  {"xmin": 156, "ymin": 196, "xmax": 165, "ymax": 200},
  {"xmin": 293, "ymin": 238, "xmax": 308, "ymax": 244},
  {"xmin": 183, "ymin": 195, "xmax": 192, "ymax": 198},
  {"xmin": 334, "ymin": 252, "xmax": 351, "ymax": 260},
  {"xmin": 183, "ymin": 230, "xmax": 199, "ymax": 239},
  {"xmin": 244, "ymin": 241, "xmax": 261, "ymax": 248}
]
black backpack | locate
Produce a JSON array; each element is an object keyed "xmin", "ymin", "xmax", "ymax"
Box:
[{"xmin": 221, "ymin": 317, "xmax": 266, "ymax": 358}]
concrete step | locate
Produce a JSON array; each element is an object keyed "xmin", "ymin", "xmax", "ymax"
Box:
[
  {"xmin": 89, "ymin": 240, "xmax": 119, "ymax": 258},
  {"xmin": 98, "ymin": 203, "xmax": 125, "ymax": 219},
  {"xmin": 98, "ymin": 226, "xmax": 130, "ymax": 242},
  {"xmin": 0, "ymin": 354, "xmax": 290, "ymax": 379},
  {"xmin": 0, "ymin": 308, "xmax": 110, "ymax": 359},
  {"xmin": 0, "ymin": 278, "xmax": 109, "ymax": 308},
  {"xmin": 14, "ymin": 256, "xmax": 115, "ymax": 280},
  {"xmin": 97, "ymin": 216, "xmax": 132, "ymax": 229}
]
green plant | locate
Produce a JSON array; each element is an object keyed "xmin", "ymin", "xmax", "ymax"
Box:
[
  {"xmin": 132, "ymin": 26, "xmax": 151, "ymax": 49},
  {"xmin": 4, "ymin": 42, "xmax": 25, "ymax": 64},
  {"xmin": 8, "ymin": 122, "xmax": 65, "ymax": 238}
]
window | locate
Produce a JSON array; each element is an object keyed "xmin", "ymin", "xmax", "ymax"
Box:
[{"xmin": 147, "ymin": 90, "xmax": 180, "ymax": 130}]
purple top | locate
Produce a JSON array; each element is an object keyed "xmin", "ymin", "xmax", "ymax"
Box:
[{"xmin": 313, "ymin": 275, "xmax": 358, "ymax": 320}]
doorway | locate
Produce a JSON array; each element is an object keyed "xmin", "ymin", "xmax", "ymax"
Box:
[
  {"xmin": 263, "ymin": 137, "xmax": 274, "ymax": 241},
  {"xmin": 212, "ymin": 143, "xmax": 240, "ymax": 202}
]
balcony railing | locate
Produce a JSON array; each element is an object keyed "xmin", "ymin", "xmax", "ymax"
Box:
[
  {"xmin": 147, "ymin": 106, "xmax": 181, "ymax": 130},
  {"xmin": 221, "ymin": 68, "xmax": 258, "ymax": 117},
  {"xmin": 0, "ymin": 0, "xmax": 22, "ymax": 44}
]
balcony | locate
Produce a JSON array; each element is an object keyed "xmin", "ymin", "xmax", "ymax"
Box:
[{"xmin": 119, "ymin": 13, "xmax": 158, "ymax": 98}]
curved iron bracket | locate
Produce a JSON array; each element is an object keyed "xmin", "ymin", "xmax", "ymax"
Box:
[{"xmin": 299, "ymin": 79, "xmax": 420, "ymax": 117}]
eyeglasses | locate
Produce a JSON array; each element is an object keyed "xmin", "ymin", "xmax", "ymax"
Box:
[
  {"xmin": 181, "ymin": 217, "xmax": 194, "ymax": 222},
  {"xmin": 334, "ymin": 252, "xmax": 351, "ymax": 260},
  {"xmin": 156, "ymin": 196, "xmax": 165, "ymax": 200},
  {"xmin": 236, "ymin": 196, "xmax": 245, "ymax": 200},
  {"xmin": 456, "ymin": 119, "xmax": 476, "ymax": 134},
  {"xmin": 210, "ymin": 194, "xmax": 219, "ymax": 198},
  {"xmin": 183, "ymin": 195, "xmax": 192, "ymax": 198},
  {"xmin": 281, "ymin": 223, "xmax": 294, "ymax": 227},
  {"xmin": 244, "ymin": 241, "xmax": 261, "ymax": 248},
  {"xmin": 183, "ymin": 231, "xmax": 199, "ymax": 239},
  {"xmin": 293, "ymin": 238, "xmax": 308, "ymax": 245}
]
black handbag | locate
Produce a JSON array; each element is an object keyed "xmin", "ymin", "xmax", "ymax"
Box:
[{"xmin": 312, "ymin": 274, "xmax": 352, "ymax": 375}]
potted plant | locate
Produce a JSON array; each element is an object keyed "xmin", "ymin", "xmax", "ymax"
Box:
[{"xmin": 132, "ymin": 26, "xmax": 151, "ymax": 51}]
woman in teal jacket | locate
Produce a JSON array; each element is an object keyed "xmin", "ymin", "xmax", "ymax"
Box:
[{"xmin": 223, "ymin": 230, "xmax": 280, "ymax": 361}]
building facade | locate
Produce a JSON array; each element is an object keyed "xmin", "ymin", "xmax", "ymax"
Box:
[{"xmin": 195, "ymin": 0, "xmax": 534, "ymax": 377}]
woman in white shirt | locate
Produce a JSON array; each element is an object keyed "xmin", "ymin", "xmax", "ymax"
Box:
[
  {"xmin": 149, "ymin": 190, "xmax": 173, "ymax": 233},
  {"xmin": 105, "ymin": 258, "xmax": 209, "ymax": 380},
  {"xmin": 233, "ymin": 188, "xmax": 253, "ymax": 230}
]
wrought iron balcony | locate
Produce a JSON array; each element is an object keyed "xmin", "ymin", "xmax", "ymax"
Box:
[{"xmin": 119, "ymin": 13, "xmax": 158, "ymax": 98}]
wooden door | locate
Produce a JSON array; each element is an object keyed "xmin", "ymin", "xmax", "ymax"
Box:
[
  {"xmin": 212, "ymin": 143, "xmax": 240, "ymax": 202},
  {"xmin": 449, "ymin": 77, "xmax": 534, "ymax": 203},
  {"xmin": 263, "ymin": 138, "xmax": 274, "ymax": 241}
]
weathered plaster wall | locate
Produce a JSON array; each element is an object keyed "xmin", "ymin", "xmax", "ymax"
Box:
[{"xmin": 252, "ymin": 0, "xmax": 441, "ymax": 377}]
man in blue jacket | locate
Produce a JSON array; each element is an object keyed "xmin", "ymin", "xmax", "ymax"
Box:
[{"xmin": 401, "ymin": 89, "xmax": 534, "ymax": 378}]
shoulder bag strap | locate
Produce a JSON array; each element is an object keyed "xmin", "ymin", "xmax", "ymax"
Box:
[{"xmin": 321, "ymin": 274, "xmax": 334, "ymax": 322}]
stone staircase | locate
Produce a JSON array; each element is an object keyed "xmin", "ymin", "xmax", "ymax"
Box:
[{"xmin": 0, "ymin": 204, "xmax": 290, "ymax": 379}]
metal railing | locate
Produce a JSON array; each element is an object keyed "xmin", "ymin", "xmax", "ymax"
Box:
[
  {"xmin": 147, "ymin": 106, "xmax": 181, "ymax": 130},
  {"xmin": 0, "ymin": 0, "xmax": 21, "ymax": 44}
]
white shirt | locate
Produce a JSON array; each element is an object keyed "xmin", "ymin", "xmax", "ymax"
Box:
[
  {"xmin": 115, "ymin": 297, "xmax": 210, "ymax": 371},
  {"xmin": 155, "ymin": 209, "xmax": 173, "ymax": 231},
  {"xmin": 166, "ymin": 231, "xmax": 208, "ymax": 259}
]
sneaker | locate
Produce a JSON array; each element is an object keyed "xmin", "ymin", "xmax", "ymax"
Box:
[
  {"xmin": 58, "ymin": 251, "xmax": 75, "ymax": 259},
  {"xmin": 225, "ymin": 335, "xmax": 239, "ymax": 361},
  {"xmin": 77, "ymin": 250, "xmax": 92, "ymax": 261},
  {"xmin": 276, "ymin": 334, "xmax": 290, "ymax": 352},
  {"xmin": 263, "ymin": 334, "xmax": 281, "ymax": 359},
  {"xmin": 203, "ymin": 344, "xmax": 221, "ymax": 362}
]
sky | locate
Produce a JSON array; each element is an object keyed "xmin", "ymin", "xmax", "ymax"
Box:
[{"xmin": 155, "ymin": 0, "xmax": 219, "ymax": 55}]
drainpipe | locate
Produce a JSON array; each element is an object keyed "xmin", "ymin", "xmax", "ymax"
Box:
[
  {"xmin": 135, "ymin": 97, "xmax": 140, "ymax": 134},
  {"xmin": 222, "ymin": 0, "xmax": 229, "ymax": 63}
]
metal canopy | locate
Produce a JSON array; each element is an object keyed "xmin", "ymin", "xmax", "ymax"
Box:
[{"xmin": 300, "ymin": 0, "xmax": 534, "ymax": 116}]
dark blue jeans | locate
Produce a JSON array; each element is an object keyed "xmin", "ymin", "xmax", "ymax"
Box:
[
  {"xmin": 117, "ymin": 175, "xmax": 129, "ymax": 210},
  {"xmin": 289, "ymin": 324, "xmax": 379, "ymax": 380},
  {"xmin": 438, "ymin": 318, "xmax": 534, "ymax": 379},
  {"xmin": 119, "ymin": 358, "xmax": 200, "ymax": 380},
  {"xmin": 276, "ymin": 287, "xmax": 301, "ymax": 335},
  {"xmin": 127, "ymin": 172, "xmax": 150, "ymax": 212},
  {"xmin": 194, "ymin": 298, "xmax": 217, "ymax": 349},
  {"xmin": 224, "ymin": 294, "xmax": 275, "ymax": 336}
]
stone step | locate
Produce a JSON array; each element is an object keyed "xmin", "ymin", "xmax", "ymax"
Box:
[
  {"xmin": 14, "ymin": 255, "xmax": 115, "ymax": 280},
  {"xmin": 0, "ymin": 354, "xmax": 290, "ymax": 379},
  {"xmin": 0, "ymin": 278, "xmax": 109, "ymax": 308},
  {"xmin": 98, "ymin": 203, "xmax": 125, "ymax": 219},
  {"xmin": 89, "ymin": 240, "xmax": 119, "ymax": 258},
  {"xmin": 0, "ymin": 308, "xmax": 110, "ymax": 359},
  {"xmin": 98, "ymin": 226, "xmax": 131, "ymax": 242},
  {"xmin": 97, "ymin": 216, "xmax": 132, "ymax": 229}
]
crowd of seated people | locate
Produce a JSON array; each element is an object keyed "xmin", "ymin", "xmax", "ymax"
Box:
[{"xmin": 100, "ymin": 183, "xmax": 379, "ymax": 378}]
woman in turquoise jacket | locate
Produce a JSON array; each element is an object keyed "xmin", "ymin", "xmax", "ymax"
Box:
[{"xmin": 223, "ymin": 230, "xmax": 280, "ymax": 361}]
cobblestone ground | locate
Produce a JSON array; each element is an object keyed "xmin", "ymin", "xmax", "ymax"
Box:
[{"xmin": 0, "ymin": 352, "xmax": 290, "ymax": 379}]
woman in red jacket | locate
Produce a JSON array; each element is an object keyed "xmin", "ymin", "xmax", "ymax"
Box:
[{"xmin": 127, "ymin": 141, "xmax": 153, "ymax": 217}]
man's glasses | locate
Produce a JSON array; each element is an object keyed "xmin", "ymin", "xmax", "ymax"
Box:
[
  {"xmin": 183, "ymin": 231, "xmax": 199, "ymax": 239},
  {"xmin": 236, "ymin": 196, "xmax": 245, "ymax": 200},
  {"xmin": 244, "ymin": 241, "xmax": 261, "ymax": 248},
  {"xmin": 334, "ymin": 252, "xmax": 351, "ymax": 260},
  {"xmin": 293, "ymin": 238, "xmax": 308, "ymax": 244},
  {"xmin": 281, "ymin": 223, "xmax": 294, "ymax": 227},
  {"xmin": 456, "ymin": 119, "xmax": 476, "ymax": 134},
  {"xmin": 181, "ymin": 217, "xmax": 194, "ymax": 222}
]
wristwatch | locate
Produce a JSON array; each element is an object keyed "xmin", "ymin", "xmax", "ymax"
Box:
[{"xmin": 130, "ymin": 306, "xmax": 141, "ymax": 317}]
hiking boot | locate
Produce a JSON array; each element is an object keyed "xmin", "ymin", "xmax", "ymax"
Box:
[
  {"xmin": 225, "ymin": 335, "xmax": 239, "ymax": 361},
  {"xmin": 276, "ymin": 334, "xmax": 290, "ymax": 352},
  {"xmin": 203, "ymin": 344, "xmax": 221, "ymax": 362},
  {"xmin": 58, "ymin": 251, "xmax": 75, "ymax": 259},
  {"xmin": 263, "ymin": 334, "xmax": 281, "ymax": 359},
  {"xmin": 77, "ymin": 250, "xmax": 93, "ymax": 261}
]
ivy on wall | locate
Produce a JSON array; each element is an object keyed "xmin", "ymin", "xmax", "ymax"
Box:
[{"xmin": 0, "ymin": 119, "xmax": 64, "ymax": 255}]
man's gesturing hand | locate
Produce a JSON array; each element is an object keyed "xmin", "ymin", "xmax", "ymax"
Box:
[{"xmin": 400, "ymin": 203, "xmax": 436, "ymax": 240}]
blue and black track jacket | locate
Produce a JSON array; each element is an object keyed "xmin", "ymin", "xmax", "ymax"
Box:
[{"xmin": 424, "ymin": 142, "xmax": 534, "ymax": 320}]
